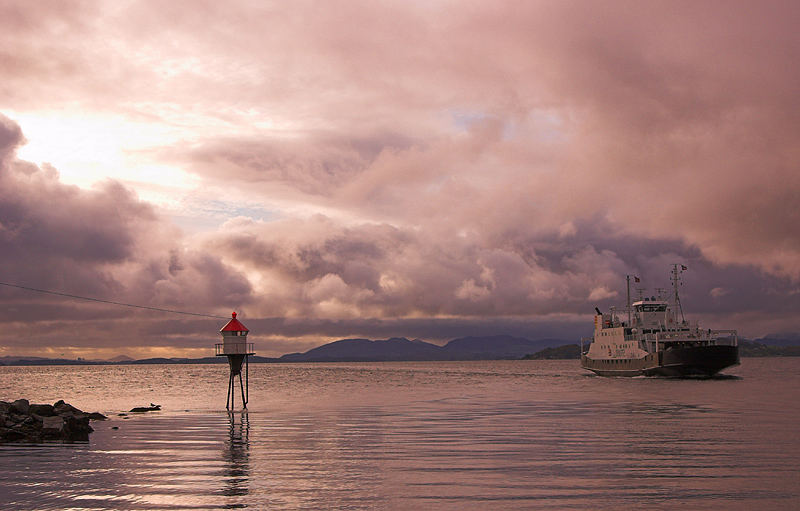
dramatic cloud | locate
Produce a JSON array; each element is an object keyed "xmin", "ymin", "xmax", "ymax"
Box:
[
  {"xmin": 1, "ymin": 1, "xmax": 799, "ymax": 357},
  {"xmin": 0, "ymin": 114, "xmax": 252, "ymax": 357}
]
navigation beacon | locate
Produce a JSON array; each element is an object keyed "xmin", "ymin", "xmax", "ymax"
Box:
[{"xmin": 215, "ymin": 312, "xmax": 255, "ymax": 409}]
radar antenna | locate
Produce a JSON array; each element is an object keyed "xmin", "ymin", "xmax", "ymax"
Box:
[{"xmin": 671, "ymin": 264, "xmax": 686, "ymax": 324}]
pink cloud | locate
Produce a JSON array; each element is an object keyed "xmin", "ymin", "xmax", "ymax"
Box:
[{"xmin": 1, "ymin": 1, "xmax": 800, "ymax": 354}]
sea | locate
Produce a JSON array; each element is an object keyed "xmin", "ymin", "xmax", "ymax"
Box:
[{"xmin": 0, "ymin": 358, "xmax": 798, "ymax": 510}]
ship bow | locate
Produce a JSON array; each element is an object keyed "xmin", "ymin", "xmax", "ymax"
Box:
[{"xmin": 655, "ymin": 345, "xmax": 739, "ymax": 377}]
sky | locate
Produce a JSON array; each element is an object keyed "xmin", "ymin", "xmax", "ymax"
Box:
[{"xmin": 1, "ymin": 0, "xmax": 799, "ymax": 359}]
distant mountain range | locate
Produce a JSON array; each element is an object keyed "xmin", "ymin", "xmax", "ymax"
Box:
[
  {"xmin": 0, "ymin": 355, "xmax": 280, "ymax": 366},
  {"xmin": 108, "ymin": 355, "xmax": 134, "ymax": 362},
  {"xmin": 523, "ymin": 344, "xmax": 581, "ymax": 360},
  {"xmin": 753, "ymin": 332, "xmax": 800, "ymax": 346},
  {"xmin": 0, "ymin": 335, "xmax": 568, "ymax": 365},
  {"xmin": 1, "ymin": 332, "xmax": 799, "ymax": 365},
  {"xmin": 279, "ymin": 335, "xmax": 568, "ymax": 362}
]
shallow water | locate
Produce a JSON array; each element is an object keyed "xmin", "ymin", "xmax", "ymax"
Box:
[{"xmin": 1, "ymin": 359, "xmax": 798, "ymax": 509}]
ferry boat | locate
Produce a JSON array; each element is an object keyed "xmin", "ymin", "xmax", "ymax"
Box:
[{"xmin": 581, "ymin": 264, "xmax": 739, "ymax": 377}]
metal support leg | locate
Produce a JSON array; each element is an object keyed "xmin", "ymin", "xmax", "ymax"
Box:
[
  {"xmin": 230, "ymin": 372, "xmax": 235, "ymax": 410},
  {"xmin": 224, "ymin": 353, "xmax": 251, "ymax": 410},
  {"xmin": 239, "ymin": 371, "xmax": 247, "ymax": 409},
  {"xmin": 226, "ymin": 372, "xmax": 233, "ymax": 410}
]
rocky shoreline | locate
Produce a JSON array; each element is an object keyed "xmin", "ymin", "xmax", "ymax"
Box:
[{"xmin": 1, "ymin": 399, "xmax": 107, "ymax": 443}]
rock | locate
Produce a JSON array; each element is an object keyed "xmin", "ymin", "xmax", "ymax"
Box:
[
  {"xmin": 1, "ymin": 427, "xmax": 26, "ymax": 442},
  {"xmin": 54, "ymin": 400, "xmax": 83, "ymax": 416},
  {"xmin": 0, "ymin": 399, "xmax": 103, "ymax": 443},
  {"xmin": 41, "ymin": 416, "xmax": 64, "ymax": 439},
  {"xmin": 62, "ymin": 415, "xmax": 92, "ymax": 441},
  {"xmin": 41, "ymin": 416, "xmax": 64, "ymax": 430},
  {"xmin": 11, "ymin": 399, "xmax": 30, "ymax": 415},
  {"xmin": 29, "ymin": 404, "xmax": 56, "ymax": 417},
  {"xmin": 8, "ymin": 413, "xmax": 26, "ymax": 425}
]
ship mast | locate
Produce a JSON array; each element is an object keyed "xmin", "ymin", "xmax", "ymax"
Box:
[
  {"xmin": 626, "ymin": 275, "xmax": 631, "ymax": 326},
  {"xmin": 671, "ymin": 264, "xmax": 686, "ymax": 324}
]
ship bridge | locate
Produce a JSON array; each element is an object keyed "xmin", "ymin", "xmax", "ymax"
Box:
[
  {"xmin": 632, "ymin": 300, "xmax": 668, "ymax": 312},
  {"xmin": 632, "ymin": 298, "xmax": 674, "ymax": 331}
]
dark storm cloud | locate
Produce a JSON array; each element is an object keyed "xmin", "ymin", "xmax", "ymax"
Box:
[
  {"xmin": 201, "ymin": 212, "xmax": 799, "ymax": 342},
  {"xmin": 1, "ymin": 115, "xmax": 142, "ymax": 298},
  {"xmin": 255, "ymin": 316, "xmax": 587, "ymax": 343},
  {"xmin": 0, "ymin": 115, "xmax": 252, "ymax": 356},
  {"xmin": 0, "ymin": 115, "xmax": 24, "ymax": 157}
]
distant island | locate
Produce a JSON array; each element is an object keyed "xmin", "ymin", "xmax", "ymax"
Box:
[
  {"xmin": 520, "ymin": 340, "xmax": 800, "ymax": 360},
  {"xmin": 738, "ymin": 341, "xmax": 800, "ymax": 357},
  {"xmin": 522, "ymin": 340, "xmax": 800, "ymax": 360},
  {"xmin": 2, "ymin": 334, "xmax": 799, "ymax": 365},
  {"xmin": 523, "ymin": 344, "xmax": 581, "ymax": 360}
]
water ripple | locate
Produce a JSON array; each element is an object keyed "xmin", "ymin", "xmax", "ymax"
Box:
[{"xmin": 1, "ymin": 359, "xmax": 799, "ymax": 509}]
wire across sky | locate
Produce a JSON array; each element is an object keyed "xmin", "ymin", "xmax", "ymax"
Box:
[{"xmin": 0, "ymin": 281, "xmax": 229, "ymax": 320}]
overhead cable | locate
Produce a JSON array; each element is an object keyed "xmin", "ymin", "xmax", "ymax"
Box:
[{"xmin": 0, "ymin": 281, "xmax": 229, "ymax": 319}]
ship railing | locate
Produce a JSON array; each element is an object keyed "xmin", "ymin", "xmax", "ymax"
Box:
[
  {"xmin": 643, "ymin": 332, "xmax": 681, "ymax": 341},
  {"xmin": 641, "ymin": 329, "xmax": 738, "ymax": 348},
  {"xmin": 215, "ymin": 343, "xmax": 255, "ymax": 356},
  {"xmin": 706, "ymin": 329, "xmax": 738, "ymax": 346}
]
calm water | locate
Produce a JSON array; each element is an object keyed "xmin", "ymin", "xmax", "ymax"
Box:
[{"xmin": 0, "ymin": 359, "xmax": 798, "ymax": 510}]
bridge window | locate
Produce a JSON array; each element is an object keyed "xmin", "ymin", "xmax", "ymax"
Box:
[{"xmin": 639, "ymin": 304, "xmax": 667, "ymax": 312}]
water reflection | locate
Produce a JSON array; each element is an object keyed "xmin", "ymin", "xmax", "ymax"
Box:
[
  {"xmin": 0, "ymin": 360, "xmax": 797, "ymax": 510},
  {"xmin": 222, "ymin": 411, "xmax": 250, "ymax": 503}
]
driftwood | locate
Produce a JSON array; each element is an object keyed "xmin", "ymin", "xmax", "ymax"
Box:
[{"xmin": 129, "ymin": 403, "xmax": 161, "ymax": 413}]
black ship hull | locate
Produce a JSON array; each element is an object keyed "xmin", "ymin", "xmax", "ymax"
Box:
[{"xmin": 581, "ymin": 345, "xmax": 739, "ymax": 377}]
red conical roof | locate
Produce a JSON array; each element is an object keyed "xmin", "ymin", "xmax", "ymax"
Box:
[{"xmin": 220, "ymin": 311, "xmax": 249, "ymax": 332}]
